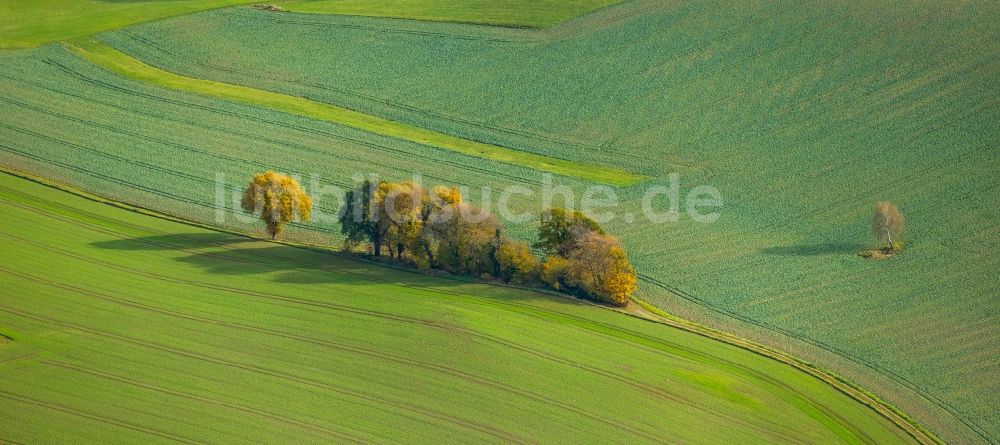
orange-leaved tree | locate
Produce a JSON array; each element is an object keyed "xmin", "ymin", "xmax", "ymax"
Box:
[{"xmin": 241, "ymin": 171, "xmax": 312, "ymax": 239}]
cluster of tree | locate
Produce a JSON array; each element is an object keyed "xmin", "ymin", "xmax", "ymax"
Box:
[
  {"xmin": 237, "ymin": 173, "xmax": 637, "ymax": 305},
  {"xmin": 534, "ymin": 208, "xmax": 636, "ymax": 305},
  {"xmin": 338, "ymin": 180, "xmax": 637, "ymax": 306}
]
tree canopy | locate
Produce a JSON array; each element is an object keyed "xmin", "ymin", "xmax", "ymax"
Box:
[
  {"xmin": 534, "ymin": 207, "xmax": 605, "ymax": 256},
  {"xmin": 240, "ymin": 171, "xmax": 312, "ymax": 239},
  {"xmin": 336, "ymin": 183, "xmax": 637, "ymax": 306}
]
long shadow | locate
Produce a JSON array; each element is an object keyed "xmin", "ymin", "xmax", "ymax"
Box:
[
  {"xmin": 759, "ymin": 242, "xmax": 863, "ymax": 257},
  {"xmin": 91, "ymin": 232, "xmax": 251, "ymax": 251},
  {"xmin": 91, "ymin": 233, "xmax": 577, "ymax": 305}
]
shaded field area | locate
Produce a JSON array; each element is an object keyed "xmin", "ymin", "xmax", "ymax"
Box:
[
  {"xmin": 0, "ymin": 171, "xmax": 917, "ymax": 443},
  {"xmin": 83, "ymin": 1, "xmax": 999, "ymax": 441}
]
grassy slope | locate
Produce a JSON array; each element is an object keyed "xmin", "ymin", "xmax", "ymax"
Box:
[
  {"xmin": 0, "ymin": 0, "xmax": 251, "ymax": 49},
  {"xmin": 87, "ymin": 2, "xmax": 1000, "ymax": 442},
  {"xmin": 0, "ymin": 170, "xmax": 916, "ymax": 444},
  {"xmin": 60, "ymin": 38, "xmax": 641, "ymax": 186},
  {"xmin": 276, "ymin": 0, "xmax": 622, "ymax": 27}
]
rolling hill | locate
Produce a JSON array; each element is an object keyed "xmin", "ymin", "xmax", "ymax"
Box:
[{"xmin": 0, "ymin": 170, "xmax": 920, "ymax": 443}]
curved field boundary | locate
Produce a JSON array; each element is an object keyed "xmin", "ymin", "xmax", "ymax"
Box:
[
  {"xmin": 274, "ymin": 0, "xmax": 625, "ymax": 29},
  {"xmin": 0, "ymin": 197, "xmax": 859, "ymax": 443},
  {"xmin": 115, "ymin": 27, "xmax": 609, "ymax": 156},
  {"xmin": 0, "ymin": 165, "xmax": 939, "ymax": 445},
  {"xmin": 633, "ymin": 277, "xmax": 945, "ymax": 445},
  {"xmin": 60, "ymin": 38, "xmax": 645, "ymax": 187}
]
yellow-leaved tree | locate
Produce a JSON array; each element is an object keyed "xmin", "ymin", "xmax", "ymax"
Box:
[
  {"xmin": 496, "ymin": 238, "xmax": 540, "ymax": 284},
  {"xmin": 873, "ymin": 201, "xmax": 905, "ymax": 251},
  {"xmin": 241, "ymin": 171, "xmax": 312, "ymax": 239},
  {"xmin": 566, "ymin": 232, "xmax": 637, "ymax": 306}
]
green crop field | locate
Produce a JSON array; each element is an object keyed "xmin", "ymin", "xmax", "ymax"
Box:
[
  {"xmin": 62, "ymin": 37, "xmax": 642, "ymax": 186},
  {"xmin": 0, "ymin": 0, "xmax": 252, "ymax": 49},
  {"xmin": 275, "ymin": 0, "xmax": 623, "ymax": 28},
  {"xmin": 0, "ymin": 171, "xmax": 917, "ymax": 443},
  {"xmin": 0, "ymin": 0, "xmax": 996, "ymax": 443}
]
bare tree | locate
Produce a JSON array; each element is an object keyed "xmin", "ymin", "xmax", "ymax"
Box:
[{"xmin": 873, "ymin": 202, "xmax": 905, "ymax": 250}]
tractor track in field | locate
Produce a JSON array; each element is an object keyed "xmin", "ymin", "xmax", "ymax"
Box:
[
  {"xmin": 0, "ymin": 141, "xmax": 327, "ymax": 233},
  {"xmin": 0, "ymin": 305, "xmax": 532, "ymax": 445},
  {"xmin": 0, "ymin": 190, "xmax": 884, "ymax": 444},
  {"xmin": 0, "ymin": 74, "xmax": 541, "ymax": 191},
  {"xmin": 255, "ymin": 16, "xmax": 523, "ymax": 44},
  {"xmin": 0, "ymin": 117, "xmax": 342, "ymax": 217},
  {"xmin": 636, "ymin": 273, "xmax": 956, "ymax": 445},
  {"xmin": 1, "ymin": 62, "xmax": 543, "ymax": 187},
  {"xmin": 30, "ymin": 57, "xmax": 546, "ymax": 186},
  {"xmin": 652, "ymin": 98, "xmax": 998, "ymax": 277},
  {"xmin": 634, "ymin": 6, "xmax": 955, "ymax": 150},
  {"xmin": 0, "ymin": 199, "xmax": 809, "ymax": 443},
  {"xmin": 632, "ymin": 94, "xmax": 999, "ymax": 273},
  {"xmin": 0, "ymin": 390, "xmax": 199, "ymax": 444},
  {"xmin": 0, "ymin": 264, "xmax": 676, "ymax": 443},
  {"xmin": 538, "ymin": 0, "xmax": 669, "ymax": 42},
  {"xmin": 40, "ymin": 360, "xmax": 371, "ymax": 444},
  {"xmin": 114, "ymin": 29, "xmax": 608, "ymax": 156}
]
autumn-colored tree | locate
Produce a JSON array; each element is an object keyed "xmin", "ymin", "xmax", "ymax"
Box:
[
  {"xmin": 241, "ymin": 171, "xmax": 312, "ymax": 239},
  {"xmin": 407, "ymin": 185, "xmax": 463, "ymax": 268},
  {"xmin": 540, "ymin": 255, "xmax": 570, "ymax": 290},
  {"xmin": 428, "ymin": 202, "xmax": 501, "ymax": 277},
  {"xmin": 496, "ymin": 238, "xmax": 540, "ymax": 284},
  {"xmin": 535, "ymin": 207, "xmax": 605, "ymax": 256},
  {"xmin": 374, "ymin": 181, "xmax": 428, "ymax": 260},
  {"xmin": 873, "ymin": 202, "xmax": 905, "ymax": 250},
  {"xmin": 565, "ymin": 232, "xmax": 637, "ymax": 306},
  {"xmin": 339, "ymin": 180, "xmax": 377, "ymax": 252},
  {"xmin": 432, "ymin": 185, "xmax": 462, "ymax": 206}
]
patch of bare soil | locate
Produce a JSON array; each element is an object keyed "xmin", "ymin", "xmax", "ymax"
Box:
[{"xmin": 858, "ymin": 247, "xmax": 900, "ymax": 260}]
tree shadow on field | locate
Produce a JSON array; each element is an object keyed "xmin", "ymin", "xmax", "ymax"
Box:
[
  {"xmin": 91, "ymin": 232, "xmax": 251, "ymax": 251},
  {"xmin": 94, "ymin": 233, "xmax": 585, "ymax": 307},
  {"xmin": 759, "ymin": 242, "xmax": 863, "ymax": 257},
  {"xmin": 172, "ymin": 245, "xmax": 359, "ymax": 283}
]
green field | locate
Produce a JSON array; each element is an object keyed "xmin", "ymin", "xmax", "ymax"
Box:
[
  {"xmin": 0, "ymin": 0, "xmax": 251, "ymax": 49},
  {"xmin": 62, "ymin": 37, "xmax": 642, "ymax": 186},
  {"xmin": 0, "ymin": 171, "xmax": 918, "ymax": 443},
  {"xmin": 275, "ymin": 0, "xmax": 622, "ymax": 27},
  {"xmin": 0, "ymin": 0, "xmax": 996, "ymax": 443},
  {"xmin": 68, "ymin": 2, "xmax": 996, "ymax": 441}
]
